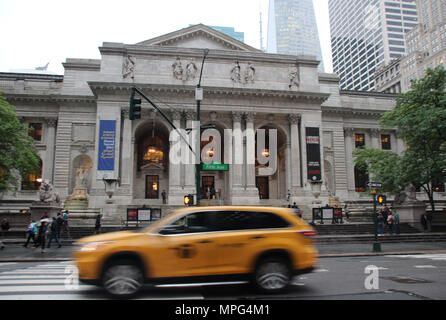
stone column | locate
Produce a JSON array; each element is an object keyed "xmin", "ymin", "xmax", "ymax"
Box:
[
  {"xmin": 44, "ymin": 118, "xmax": 57, "ymax": 183},
  {"xmin": 183, "ymin": 110, "xmax": 196, "ymax": 197},
  {"xmin": 168, "ymin": 110, "xmax": 183, "ymax": 204},
  {"xmin": 285, "ymin": 140, "xmax": 291, "ymax": 196},
  {"xmin": 370, "ymin": 128, "xmax": 380, "ymax": 150},
  {"xmin": 244, "ymin": 112, "xmax": 259, "ymax": 198},
  {"xmin": 344, "ymin": 127, "xmax": 355, "ymax": 191},
  {"xmin": 395, "ymin": 130, "xmax": 407, "ymax": 155},
  {"xmin": 289, "ymin": 114, "xmax": 302, "ymax": 194},
  {"xmin": 120, "ymin": 110, "xmax": 133, "ymax": 189}
]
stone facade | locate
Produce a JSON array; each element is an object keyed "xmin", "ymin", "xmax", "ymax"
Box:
[{"xmin": 2, "ymin": 24, "xmax": 426, "ymax": 221}]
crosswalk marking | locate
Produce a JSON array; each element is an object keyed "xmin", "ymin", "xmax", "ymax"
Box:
[
  {"xmin": 387, "ymin": 254, "xmax": 446, "ymax": 261},
  {"xmin": 0, "ymin": 261, "xmax": 204, "ymax": 300}
]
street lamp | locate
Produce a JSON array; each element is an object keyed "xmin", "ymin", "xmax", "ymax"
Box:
[{"xmin": 195, "ymin": 48, "xmax": 210, "ymax": 206}]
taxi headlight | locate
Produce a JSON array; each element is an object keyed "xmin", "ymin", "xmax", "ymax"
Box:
[{"xmin": 78, "ymin": 241, "xmax": 114, "ymax": 252}]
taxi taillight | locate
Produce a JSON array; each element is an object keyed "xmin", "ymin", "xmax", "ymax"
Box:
[{"xmin": 298, "ymin": 230, "xmax": 318, "ymax": 238}]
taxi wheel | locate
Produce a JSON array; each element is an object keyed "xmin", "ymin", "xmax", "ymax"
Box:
[
  {"xmin": 102, "ymin": 260, "xmax": 144, "ymax": 298},
  {"xmin": 254, "ymin": 257, "xmax": 291, "ymax": 293}
]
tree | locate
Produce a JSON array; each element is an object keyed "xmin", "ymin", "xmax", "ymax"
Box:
[
  {"xmin": 354, "ymin": 66, "xmax": 446, "ymax": 211},
  {"xmin": 0, "ymin": 91, "xmax": 41, "ymax": 194}
]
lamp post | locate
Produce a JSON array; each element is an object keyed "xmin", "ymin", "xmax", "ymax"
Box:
[{"xmin": 195, "ymin": 48, "xmax": 209, "ymax": 206}]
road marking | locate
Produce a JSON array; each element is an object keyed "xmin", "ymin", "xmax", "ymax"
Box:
[
  {"xmin": 387, "ymin": 254, "xmax": 446, "ymax": 261},
  {"xmin": 414, "ymin": 265, "xmax": 437, "ymax": 269}
]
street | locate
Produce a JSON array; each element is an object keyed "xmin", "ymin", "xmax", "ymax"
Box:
[{"xmin": 0, "ymin": 253, "xmax": 445, "ymax": 300}]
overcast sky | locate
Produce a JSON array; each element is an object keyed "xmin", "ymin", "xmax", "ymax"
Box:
[{"xmin": 0, "ymin": 0, "xmax": 333, "ymax": 75}]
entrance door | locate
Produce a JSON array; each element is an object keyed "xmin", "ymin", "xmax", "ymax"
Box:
[
  {"xmin": 146, "ymin": 175, "xmax": 159, "ymax": 199},
  {"xmin": 201, "ymin": 176, "xmax": 215, "ymax": 199},
  {"xmin": 256, "ymin": 177, "xmax": 269, "ymax": 199}
]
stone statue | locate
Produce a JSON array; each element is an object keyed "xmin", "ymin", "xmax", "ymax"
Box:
[
  {"xmin": 75, "ymin": 167, "xmax": 89, "ymax": 189},
  {"xmin": 289, "ymin": 66, "xmax": 300, "ymax": 89},
  {"xmin": 230, "ymin": 61, "xmax": 242, "ymax": 83},
  {"xmin": 122, "ymin": 55, "xmax": 135, "ymax": 79},
  {"xmin": 185, "ymin": 61, "xmax": 198, "ymax": 81},
  {"xmin": 405, "ymin": 184, "xmax": 418, "ymax": 203},
  {"xmin": 38, "ymin": 180, "xmax": 60, "ymax": 204},
  {"xmin": 172, "ymin": 57, "xmax": 184, "ymax": 80},
  {"xmin": 244, "ymin": 62, "xmax": 255, "ymax": 84}
]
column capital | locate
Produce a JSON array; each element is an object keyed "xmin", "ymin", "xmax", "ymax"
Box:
[
  {"xmin": 45, "ymin": 118, "xmax": 58, "ymax": 128},
  {"xmin": 184, "ymin": 110, "xmax": 196, "ymax": 121},
  {"xmin": 369, "ymin": 128, "xmax": 380, "ymax": 138},
  {"xmin": 170, "ymin": 110, "xmax": 182, "ymax": 121},
  {"xmin": 288, "ymin": 114, "xmax": 301, "ymax": 124},
  {"xmin": 244, "ymin": 112, "xmax": 256, "ymax": 122},
  {"xmin": 232, "ymin": 111, "xmax": 243, "ymax": 122},
  {"xmin": 344, "ymin": 127, "xmax": 354, "ymax": 137}
]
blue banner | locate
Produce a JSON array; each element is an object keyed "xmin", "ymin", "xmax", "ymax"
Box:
[{"xmin": 98, "ymin": 120, "xmax": 116, "ymax": 171}]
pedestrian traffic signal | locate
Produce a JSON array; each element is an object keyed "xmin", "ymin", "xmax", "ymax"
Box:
[
  {"xmin": 129, "ymin": 89, "xmax": 142, "ymax": 120},
  {"xmin": 377, "ymin": 194, "xmax": 386, "ymax": 205},
  {"xmin": 184, "ymin": 195, "xmax": 193, "ymax": 206}
]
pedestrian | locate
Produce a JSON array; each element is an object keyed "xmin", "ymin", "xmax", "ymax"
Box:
[
  {"xmin": 94, "ymin": 213, "xmax": 103, "ymax": 234},
  {"xmin": 286, "ymin": 190, "xmax": 291, "ymax": 202},
  {"xmin": 161, "ymin": 190, "xmax": 167, "ymax": 204},
  {"xmin": 33, "ymin": 219, "xmax": 49, "ymax": 254},
  {"xmin": 393, "ymin": 209, "xmax": 400, "ymax": 235},
  {"xmin": 47, "ymin": 217, "xmax": 62, "ymax": 248},
  {"xmin": 421, "ymin": 211, "xmax": 433, "ymax": 232},
  {"xmin": 377, "ymin": 213, "xmax": 384, "ymax": 235},
  {"xmin": 23, "ymin": 218, "xmax": 37, "ymax": 248},
  {"xmin": 1, "ymin": 218, "xmax": 10, "ymax": 238},
  {"xmin": 381, "ymin": 206, "xmax": 389, "ymax": 232},
  {"xmin": 387, "ymin": 212, "xmax": 395, "ymax": 234},
  {"xmin": 344, "ymin": 203, "xmax": 350, "ymax": 220},
  {"xmin": 61, "ymin": 210, "xmax": 71, "ymax": 238}
]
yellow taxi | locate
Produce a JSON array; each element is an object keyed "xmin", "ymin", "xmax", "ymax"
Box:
[{"xmin": 73, "ymin": 206, "xmax": 318, "ymax": 297}]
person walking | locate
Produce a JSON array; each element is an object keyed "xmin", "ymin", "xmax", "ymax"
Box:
[
  {"xmin": 94, "ymin": 213, "xmax": 103, "ymax": 234},
  {"xmin": 33, "ymin": 219, "xmax": 49, "ymax": 254},
  {"xmin": 61, "ymin": 210, "xmax": 71, "ymax": 239},
  {"xmin": 393, "ymin": 209, "xmax": 400, "ymax": 235},
  {"xmin": 377, "ymin": 213, "xmax": 385, "ymax": 235},
  {"xmin": 344, "ymin": 203, "xmax": 350, "ymax": 220},
  {"xmin": 1, "ymin": 218, "xmax": 10, "ymax": 238},
  {"xmin": 387, "ymin": 212, "xmax": 395, "ymax": 234},
  {"xmin": 23, "ymin": 218, "xmax": 37, "ymax": 248},
  {"xmin": 421, "ymin": 211, "xmax": 433, "ymax": 232},
  {"xmin": 161, "ymin": 190, "xmax": 167, "ymax": 204},
  {"xmin": 47, "ymin": 217, "xmax": 62, "ymax": 248}
]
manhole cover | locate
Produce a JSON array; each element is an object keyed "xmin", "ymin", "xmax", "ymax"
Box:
[{"xmin": 382, "ymin": 276, "xmax": 432, "ymax": 284}]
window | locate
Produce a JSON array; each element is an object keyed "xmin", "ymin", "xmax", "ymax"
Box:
[
  {"xmin": 355, "ymin": 134, "xmax": 365, "ymax": 148},
  {"xmin": 213, "ymin": 211, "xmax": 290, "ymax": 231},
  {"xmin": 381, "ymin": 134, "xmax": 391, "ymax": 150},
  {"xmin": 21, "ymin": 159, "xmax": 42, "ymax": 191},
  {"xmin": 29, "ymin": 123, "xmax": 42, "ymax": 141}
]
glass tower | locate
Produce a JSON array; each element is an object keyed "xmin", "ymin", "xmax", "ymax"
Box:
[
  {"xmin": 267, "ymin": 0, "xmax": 325, "ymax": 72},
  {"xmin": 329, "ymin": 0, "xmax": 418, "ymax": 91}
]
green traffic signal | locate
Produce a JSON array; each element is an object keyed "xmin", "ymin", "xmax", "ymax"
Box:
[{"xmin": 129, "ymin": 89, "xmax": 142, "ymax": 120}]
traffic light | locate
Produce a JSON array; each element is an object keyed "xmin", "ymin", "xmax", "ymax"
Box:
[
  {"xmin": 184, "ymin": 195, "xmax": 193, "ymax": 206},
  {"xmin": 129, "ymin": 89, "xmax": 142, "ymax": 120},
  {"xmin": 377, "ymin": 194, "xmax": 386, "ymax": 205}
]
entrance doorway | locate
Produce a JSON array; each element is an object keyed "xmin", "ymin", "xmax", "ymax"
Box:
[
  {"xmin": 256, "ymin": 177, "xmax": 269, "ymax": 199},
  {"xmin": 201, "ymin": 176, "xmax": 215, "ymax": 199},
  {"xmin": 146, "ymin": 175, "xmax": 159, "ymax": 199}
]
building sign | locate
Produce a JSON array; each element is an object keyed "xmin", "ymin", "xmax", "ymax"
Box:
[
  {"xmin": 98, "ymin": 120, "xmax": 116, "ymax": 171},
  {"xmin": 306, "ymin": 127, "xmax": 322, "ymax": 181},
  {"xmin": 138, "ymin": 209, "xmax": 151, "ymax": 221}
]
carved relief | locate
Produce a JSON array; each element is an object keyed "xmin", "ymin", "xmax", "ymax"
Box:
[
  {"xmin": 231, "ymin": 61, "xmax": 256, "ymax": 84},
  {"xmin": 289, "ymin": 66, "xmax": 300, "ymax": 89},
  {"xmin": 122, "ymin": 55, "xmax": 135, "ymax": 79},
  {"xmin": 172, "ymin": 57, "xmax": 198, "ymax": 81}
]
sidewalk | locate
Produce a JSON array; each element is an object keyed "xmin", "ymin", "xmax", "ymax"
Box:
[{"xmin": 1, "ymin": 237, "xmax": 446, "ymax": 262}]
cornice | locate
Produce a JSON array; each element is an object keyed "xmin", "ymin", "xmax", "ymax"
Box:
[
  {"xmin": 4, "ymin": 93, "xmax": 96, "ymax": 104},
  {"xmin": 322, "ymin": 105, "xmax": 384, "ymax": 118},
  {"xmin": 87, "ymin": 81, "xmax": 330, "ymax": 103}
]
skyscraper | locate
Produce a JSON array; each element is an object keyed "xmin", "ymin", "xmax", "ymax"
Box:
[
  {"xmin": 329, "ymin": 0, "xmax": 418, "ymax": 91},
  {"xmin": 267, "ymin": 0, "xmax": 325, "ymax": 72}
]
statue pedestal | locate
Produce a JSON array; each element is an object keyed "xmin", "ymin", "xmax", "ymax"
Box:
[
  {"xmin": 30, "ymin": 201, "xmax": 62, "ymax": 221},
  {"xmin": 65, "ymin": 187, "xmax": 89, "ymax": 210},
  {"xmin": 393, "ymin": 201, "xmax": 426, "ymax": 231}
]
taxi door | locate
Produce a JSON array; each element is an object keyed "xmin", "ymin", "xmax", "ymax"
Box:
[{"xmin": 149, "ymin": 211, "xmax": 220, "ymax": 279}]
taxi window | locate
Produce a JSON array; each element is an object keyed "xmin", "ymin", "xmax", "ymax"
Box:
[
  {"xmin": 211, "ymin": 211, "xmax": 289, "ymax": 232},
  {"xmin": 159, "ymin": 212, "xmax": 212, "ymax": 234}
]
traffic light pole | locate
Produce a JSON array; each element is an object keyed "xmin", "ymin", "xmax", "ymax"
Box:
[{"xmin": 372, "ymin": 192, "xmax": 382, "ymax": 252}]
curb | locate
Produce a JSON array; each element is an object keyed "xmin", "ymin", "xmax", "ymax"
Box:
[{"xmin": 2, "ymin": 250, "xmax": 446, "ymax": 263}]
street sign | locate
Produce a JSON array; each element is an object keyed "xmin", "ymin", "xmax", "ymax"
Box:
[
  {"xmin": 202, "ymin": 163, "xmax": 229, "ymax": 171},
  {"xmin": 367, "ymin": 182, "xmax": 383, "ymax": 188}
]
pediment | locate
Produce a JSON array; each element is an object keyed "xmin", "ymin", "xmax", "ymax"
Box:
[{"xmin": 137, "ymin": 24, "xmax": 261, "ymax": 53}]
